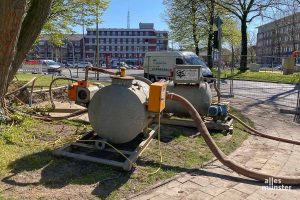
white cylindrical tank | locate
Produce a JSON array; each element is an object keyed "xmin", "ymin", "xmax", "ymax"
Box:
[
  {"xmin": 166, "ymin": 82, "xmax": 212, "ymax": 116},
  {"xmin": 88, "ymin": 76, "xmax": 212, "ymax": 144},
  {"xmin": 88, "ymin": 76, "xmax": 150, "ymax": 144}
]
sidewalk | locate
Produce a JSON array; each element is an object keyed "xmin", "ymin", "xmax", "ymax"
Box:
[{"xmin": 130, "ymin": 97, "xmax": 300, "ymax": 200}]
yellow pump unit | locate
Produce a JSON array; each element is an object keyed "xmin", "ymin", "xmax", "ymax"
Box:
[{"xmin": 148, "ymin": 82, "xmax": 167, "ymax": 113}]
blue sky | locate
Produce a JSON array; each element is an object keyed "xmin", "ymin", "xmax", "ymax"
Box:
[
  {"xmin": 74, "ymin": 0, "xmax": 168, "ymax": 32},
  {"xmin": 73, "ymin": 0, "xmax": 266, "ymax": 39}
]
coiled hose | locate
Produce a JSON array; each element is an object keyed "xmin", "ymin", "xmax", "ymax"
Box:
[
  {"xmin": 167, "ymin": 92, "xmax": 300, "ymax": 185},
  {"xmin": 48, "ymin": 77, "xmax": 78, "ymax": 109}
]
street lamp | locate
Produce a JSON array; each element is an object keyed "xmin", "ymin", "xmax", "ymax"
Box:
[
  {"xmin": 67, "ymin": 40, "xmax": 78, "ymax": 78},
  {"xmin": 137, "ymin": 46, "xmax": 140, "ymax": 66}
]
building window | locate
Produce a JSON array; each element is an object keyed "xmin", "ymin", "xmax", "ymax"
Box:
[{"xmin": 75, "ymin": 42, "xmax": 81, "ymax": 46}]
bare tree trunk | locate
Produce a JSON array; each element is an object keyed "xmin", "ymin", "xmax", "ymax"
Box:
[
  {"xmin": 240, "ymin": 17, "xmax": 248, "ymax": 72},
  {"xmin": 207, "ymin": 0, "xmax": 215, "ymax": 69},
  {"xmin": 0, "ymin": 0, "xmax": 52, "ymax": 116},
  {"xmin": 191, "ymin": 1, "xmax": 199, "ymax": 56},
  {"xmin": 231, "ymin": 44, "xmax": 234, "ymax": 68},
  {"xmin": 195, "ymin": 45, "xmax": 200, "ymax": 56},
  {"xmin": 8, "ymin": 0, "xmax": 53, "ymax": 84},
  {"xmin": 207, "ymin": 32, "xmax": 213, "ymax": 68},
  {"xmin": 0, "ymin": 0, "xmax": 27, "ymax": 100}
]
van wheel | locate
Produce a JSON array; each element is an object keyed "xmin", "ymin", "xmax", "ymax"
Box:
[{"xmin": 150, "ymin": 77, "xmax": 156, "ymax": 82}]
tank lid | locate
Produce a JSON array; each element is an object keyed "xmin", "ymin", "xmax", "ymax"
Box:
[{"xmin": 111, "ymin": 75, "xmax": 134, "ymax": 87}]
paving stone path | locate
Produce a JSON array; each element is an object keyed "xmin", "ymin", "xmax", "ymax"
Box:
[{"xmin": 130, "ymin": 97, "xmax": 300, "ymax": 200}]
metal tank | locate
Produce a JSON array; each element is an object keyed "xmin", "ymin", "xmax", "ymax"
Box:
[
  {"xmin": 165, "ymin": 82, "xmax": 212, "ymax": 116},
  {"xmin": 88, "ymin": 76, "xmax": 150, "ymax": 144}
]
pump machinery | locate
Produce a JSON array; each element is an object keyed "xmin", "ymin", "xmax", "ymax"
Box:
[
  {"xmin": 56, "ymin": 66, "xmax": 230, "ymax": 170},
  {"xmin": 38, "ymin": 63, "xmax": 300, "ymax": 186}
]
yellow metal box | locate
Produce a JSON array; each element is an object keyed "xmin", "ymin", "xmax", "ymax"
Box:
[{"xmin": 148, "ymin": 82, "xmax": 167, "ymax": 113}]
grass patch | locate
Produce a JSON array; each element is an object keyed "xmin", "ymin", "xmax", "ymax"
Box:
[
  {"xmin": 0, "ymin": 108, "xmax": 250, "ymax": 199},
  {"xmin": 14, "ymin": 73, "xmax": 70, "ymax": 88},
  {"xmin": 14, "ymin": 73, "xmax": 111, "ymax": 89},
  {"xmin": 212, "ymin": 69, "xmax": 300, "ymax": 84}
]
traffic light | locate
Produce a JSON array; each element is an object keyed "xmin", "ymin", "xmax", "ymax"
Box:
[{"xmin": 213, "ymin": 31, "xmax": 219, "ymax": 49}]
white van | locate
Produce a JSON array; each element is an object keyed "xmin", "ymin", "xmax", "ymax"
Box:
[{"xmin": 143, "ymin": 51, "xmax": 212, "ymax": 82}]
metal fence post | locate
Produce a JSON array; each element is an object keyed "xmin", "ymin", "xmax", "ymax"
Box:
[
  {"xmin": 294, "ymin": 78, "xmax": 300, "ymax": 123},
  {"xmin": 230, "ymin": 62, "xmax": 234, "ymax": 96}
]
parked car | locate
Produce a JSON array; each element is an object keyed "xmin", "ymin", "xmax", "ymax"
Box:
[
  {"xmin": 76, "ymin": 62, "xmax": 93, "ymax": 68},
  {"xmin": 64, "ymin": 62, "xmax": 74, "ymax": 67},
  {"xmin": 56, "ymin": 62, "xmax": 65, "ymax": 67},
  {"xmin": 40, "ymin": 60, "xmax": 62, "ymax": 74},
  {"xmin": 112, "ymin": 61, "xmax": 129, "ymax": 68},
  {"xmin": 274, "ymin": 65, "xmax": 283, "ymax": 70}
]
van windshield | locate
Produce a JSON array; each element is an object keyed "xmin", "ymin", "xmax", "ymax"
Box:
[{"xmin": 184, "ymin": 55, "xmax": 207, "ymax": 67}]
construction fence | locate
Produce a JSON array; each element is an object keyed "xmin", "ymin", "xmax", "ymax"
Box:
[{"xmin": 209, "ymin": 55, "xmax": 300, "ymax": 122}]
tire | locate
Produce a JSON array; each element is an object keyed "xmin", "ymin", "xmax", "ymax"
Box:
[{"xmin": 150, "ymin": 76, "xmax": 156, "ymax": 83}]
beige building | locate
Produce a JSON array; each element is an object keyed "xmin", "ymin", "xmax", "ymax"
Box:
[{"xmin": 256, "ymin": 12, "xmax": 300, "ymax": 66}]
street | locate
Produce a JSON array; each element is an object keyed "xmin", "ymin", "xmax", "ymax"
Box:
[{"xmin": 220, "ymin": 79, "xmax": 299, "ymax": 110}]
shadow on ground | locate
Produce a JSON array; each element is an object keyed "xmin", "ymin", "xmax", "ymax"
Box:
[
  {"xmin": 1, "ymin": 149, "xmax": 131, "ymax": 199},
  {"xmin": 1, "ymin": 124, "xmax": 247, "ymax": 199}
]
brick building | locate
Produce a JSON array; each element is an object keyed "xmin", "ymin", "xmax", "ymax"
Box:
[
  {"xmin": 34, "ymin": 23, "xmax": 168, "ymax": 67},
  {"xmin": 34, "ymin": 34, "xmax": 84, "ymax": 64},
  {"xmin": 85, "ymin": 23, "xmax": 168, "ymax": 66}
]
